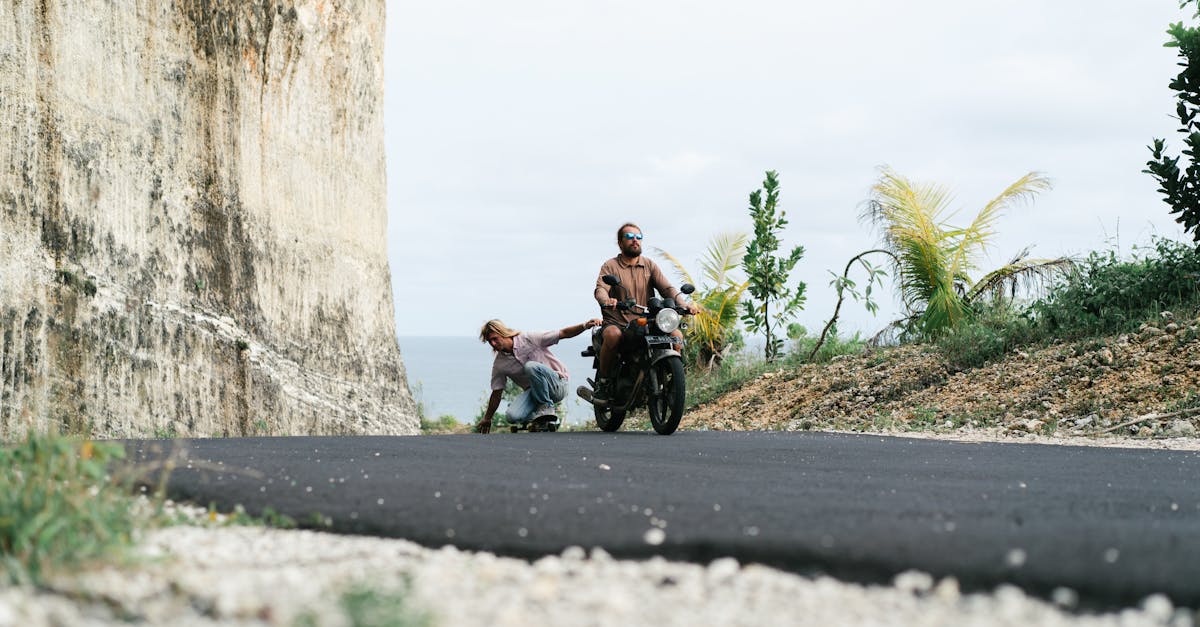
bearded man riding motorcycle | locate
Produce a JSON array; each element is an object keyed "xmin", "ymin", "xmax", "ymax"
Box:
[{"xmin": 592, "ymin": 222, "xmax": 701, "ymax": 404}]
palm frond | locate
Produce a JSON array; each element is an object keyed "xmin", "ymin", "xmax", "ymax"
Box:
[
  {"xmin": 866, "ymin": 168, "xmax": 957, "ymax": 309},
  {"xmin": 656, "ymin": 235, "xmax": 750, "ymax": 367},
  {"xmin": 921, "ymin": 279, "xmax": 970, "ymax": 335},
  {"xmin": 866, "ymin": 167, "xmax": 1053, "ymax": 338},
  {"xmin": 966, "ymin": 256, "xmax": 1076, "ymax": 304},
  {"xmin": 895, "ymin": 229, "xmax": 951, "ymax": 311},
  {"xmin": 653, "ymin": 248, "xmax": 696, "ymax": 286},
  {"xmin": 700, "ymin": 232, "xmax": 748, "ymax": 287},
  {"xmin": 951, "ymin": 172, "xmax": 1052, "ymax": 276},
  {"xmin": 691, "ymin": 282, "xmax": 747, "ymax": 343}
]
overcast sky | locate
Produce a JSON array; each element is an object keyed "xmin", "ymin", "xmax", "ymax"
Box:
[{"xmin": 384, "ymin": 1, "xmax": 1192, "ymax": 340}]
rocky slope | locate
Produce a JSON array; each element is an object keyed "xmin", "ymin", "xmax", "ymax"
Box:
[
  {"xmin": 684, "ymin": 311, "xmax": 1200, "ymax": 444},
  {"xmin": 0, "ymin": 1, "xmax": 417, "ymax": 438}
]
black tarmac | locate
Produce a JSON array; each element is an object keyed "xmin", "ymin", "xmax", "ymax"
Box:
[{"xmin": 123, "ymin": 431, "xmax": 1200, "ymax": 609}]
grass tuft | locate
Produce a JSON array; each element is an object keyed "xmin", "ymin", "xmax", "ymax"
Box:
[
  {"xmin": 935, "ymin": 303, "xmax": 1038, "ymax": 371},
  {"xmin": 686, "ymin": 331, "xmax": 868, "ymax": 409},
  {"xmin": 295, "ymin": 582, "xmax": 433, "ymax": 627},
  {"xmin": 0, "ymin": 433, "xmax": 144, "ymax": 585}
]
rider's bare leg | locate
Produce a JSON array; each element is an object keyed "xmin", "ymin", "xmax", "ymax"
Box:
[
  {"xmin": 599, "ymin": 325, "xmax": 622, "ymax": 377},
  {"xmin": 595, "ymin": 325, "xmax": 622, "ymax": 400}
]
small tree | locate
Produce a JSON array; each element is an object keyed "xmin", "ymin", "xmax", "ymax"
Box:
[
  {"xmin": 1146, "ymin": 0, "xmax": 1200, "ymax": 243},
  {"xmin": 740, "ymin": 171, "xmax": 807, "ymax": 361}
]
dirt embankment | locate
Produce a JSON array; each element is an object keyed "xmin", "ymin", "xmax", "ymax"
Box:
[{"xmin": 683, "ymin": 312, "xmax": 1200, "ymax": 444}]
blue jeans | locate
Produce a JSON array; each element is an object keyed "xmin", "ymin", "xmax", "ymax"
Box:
[{"xmin": 505, "ymin": 362, "xmax": 567, "ymax": 423}]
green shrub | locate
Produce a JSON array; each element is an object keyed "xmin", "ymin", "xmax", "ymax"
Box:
[
  {"xmin": 0, "ymin": 433, "xmax": 143, "ymax": 584},
  {"xmin": 936, "ymin": 303, "xmax": 1037, "ymax": 370},
  {"xmin": 339, "ymin": 585, "xmax": 432, "ymax": 627},
  {"xmin": 419, "ymin": 415, "xmax": 459, "ymax": 434},
  {"xmin": 685, "ymin": 352, "xmax": 780, "ymax": 409},
  {"xmin": 930, "ymin": 238, "xmax": 1200, "ymax": 369},
  {"xmin": 788, "ymin": 325, "xmax": 869, "ymax": 364},
  {"xmin": 1031, "ymin": 238, "xmax": 1200, "ymax": 339},
  {"xmin": 685, "ymin": 329, "xmax": 868, "ymax": 409},
  {"xmin": 296, "ymin": 583, "xmax": 432, "ymax": 627}
]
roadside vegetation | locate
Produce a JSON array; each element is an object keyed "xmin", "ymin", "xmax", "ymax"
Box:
[
  {"xmin": 420, "ymin": 414, "xmax": 462, "ymax": 434},
  {"xmin": 863, "ymin": 168, "xmax": 1070, "ymax": 340},
  {"xmin": 296, "ymin": 583, "xmax": 433, "ymax": 627},
  {"xmin": 0, "ymin": 430, "xmax": 310, "ymax": 588},
  {"xmin": 656, "ymin": 232, "xmax": 750, "ymax": 370},
  {"xmin": 0, "ymin": 433, "xmax": 147, "ymax": 585},
  {"xmin": 1146, "ymin": 0, "xmax": 1200, "ymax": 247},
  {"xmin": 685, "ymin": 236, "xmax": 1200, "ymax": 419},
  {"xmin": 677, "ymin": 158, "xmax": 1200, "ymax": 417}
]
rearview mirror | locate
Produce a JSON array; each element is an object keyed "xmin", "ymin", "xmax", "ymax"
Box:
[
  {"xmin": 603, "ymin": 274, "xmax": 621, "ymax": 287},
  {"xmin": 680, "ymin": 283, "xmax": 695, "ymax": 295}
]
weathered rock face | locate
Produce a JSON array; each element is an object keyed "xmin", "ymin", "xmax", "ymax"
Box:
[{"xmin": 0, "ymin": 1, "xmax": 418, "ymax": 437}]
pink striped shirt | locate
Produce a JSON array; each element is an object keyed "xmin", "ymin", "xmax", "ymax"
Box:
[{"xmin": 489, "ymin": 330, "xmax": 568, "ymax": 391}]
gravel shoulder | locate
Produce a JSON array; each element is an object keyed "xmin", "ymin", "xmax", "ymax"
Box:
[{"xmin": 3, "ymin": 523, "xmax": 1196, "ymax": 627}]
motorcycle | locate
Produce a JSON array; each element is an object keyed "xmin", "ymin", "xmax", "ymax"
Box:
[{"xmin": 577, "ymin": 274, "xmax": 695, "ymax": 435}]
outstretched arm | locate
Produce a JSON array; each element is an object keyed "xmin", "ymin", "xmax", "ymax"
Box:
[
  {"xmin": 560, "ymin": 318, "xmax": 603, "ymax": 340},
  {"xmin": 475, "ymin": 389, "xmax": 503, "ymax": 434}
]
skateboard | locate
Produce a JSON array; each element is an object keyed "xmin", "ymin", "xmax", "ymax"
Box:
[{"xmin": 509, "ymin": 414, "xmax": 561, "ymax": 433}]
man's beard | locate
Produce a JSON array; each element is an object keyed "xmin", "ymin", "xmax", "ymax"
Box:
[{"xmin": 622, "ymin": 245, "xmax": 642, "ymax": 258}]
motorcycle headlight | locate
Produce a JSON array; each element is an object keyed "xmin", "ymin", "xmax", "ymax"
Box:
[{"xmin": 655, "ymin": 308, "xmax": 681, "ymax": 333}]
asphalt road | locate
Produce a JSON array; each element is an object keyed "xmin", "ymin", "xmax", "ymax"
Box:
[{"xmin": 123, "ymin": 431, "xmax": 1200, "ymax": 609}]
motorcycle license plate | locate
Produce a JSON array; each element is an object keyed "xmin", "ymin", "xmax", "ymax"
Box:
[{"xmin": 645, "ymin": 335, "xmax": 679, "ymax": 346}]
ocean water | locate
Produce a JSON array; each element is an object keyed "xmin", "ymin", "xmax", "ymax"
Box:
[{"xmin": 398, "ymin": 335, "xmax": 599, "ymax": 425}]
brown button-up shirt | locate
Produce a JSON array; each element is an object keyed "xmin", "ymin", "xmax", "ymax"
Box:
[{"xmin": 594, "ymin": 255, "xmax": 680, "ymax": 325}]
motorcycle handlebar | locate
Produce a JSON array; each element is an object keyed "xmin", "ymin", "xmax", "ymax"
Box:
[{"xmin": 603, "ymin": 301, "xmax": 692, "ymax": 315}]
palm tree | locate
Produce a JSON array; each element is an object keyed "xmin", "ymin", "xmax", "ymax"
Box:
[
  {"xmin": 655, "ymin": 232, "xmax": 749, "ymax": 369},
  {"xmin": 864, "ymin": 168, "xmax": 1073, "ymax": 338}
]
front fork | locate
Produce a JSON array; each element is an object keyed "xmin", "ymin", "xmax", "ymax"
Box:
[
  {"xmin": 628, "ymin": 348, "xmax": 678, "ymax": 406},
  {"xmin": 646, "ymin": 366, "xmax": 660, "ymax": 400}
]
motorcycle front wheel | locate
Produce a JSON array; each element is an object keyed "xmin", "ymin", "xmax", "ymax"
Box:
[
  {"xmin": 647, "ymin": 357, "xmax": 686, "ymax": 435},
  {"xmin": 594, "ymin": 405, "xmax": 626, "ymax": 432}
]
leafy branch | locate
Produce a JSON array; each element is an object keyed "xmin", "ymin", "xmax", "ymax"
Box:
[
  {"xmin": 806, "ymin": 249, "xmax": 895, "ymax": 362},
  {"xmin": 1145, "ymin": 2, "xmax": 1200, "ymax": 243}
]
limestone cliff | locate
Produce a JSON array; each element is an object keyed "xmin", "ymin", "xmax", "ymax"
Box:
[{"xmin": 0, "ymin": 0, "xmax": 419, "ymax": 437}]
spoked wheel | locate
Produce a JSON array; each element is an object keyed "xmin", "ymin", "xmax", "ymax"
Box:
[
  {"xmin": 647, "ymin": 357, "xmax": 686, "ymax": 435},
  {"xmin": 594, "ymin": 405, "xmax": 626, "ymax": 432}
]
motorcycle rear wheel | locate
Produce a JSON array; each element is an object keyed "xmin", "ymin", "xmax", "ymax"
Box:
[
  {"xmin": 594, "ymin": 405, "xmax": 626, "ymax": 432},
  {"xmin": 647, "ymin": 357, "xmax": 686, "ymax": 435}
]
